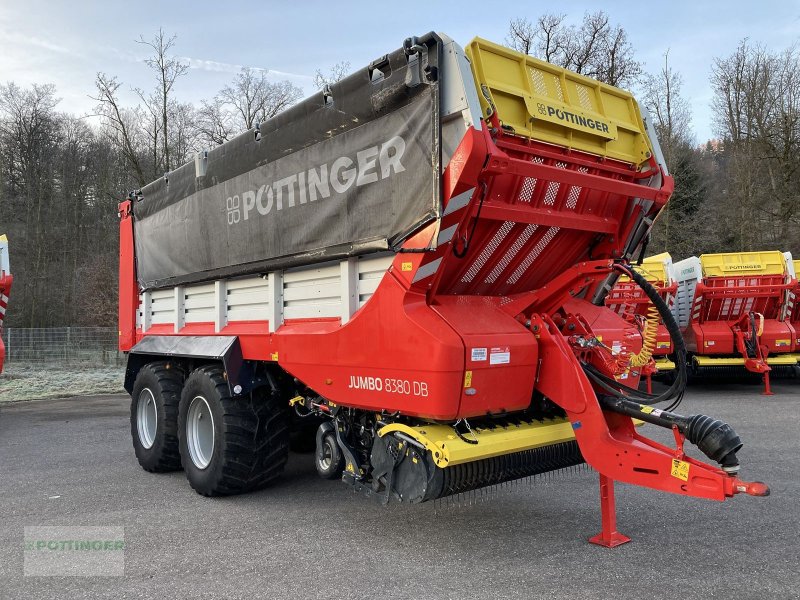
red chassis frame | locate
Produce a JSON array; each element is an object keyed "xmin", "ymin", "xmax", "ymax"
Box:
[{"xmin": 120, "ymin": 124, "xmax": 766, "ymax": 546}]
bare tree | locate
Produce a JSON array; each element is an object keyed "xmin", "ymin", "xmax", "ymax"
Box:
[
  {"xmin": 219, "ymin": 69, "xmax": 303, "ymax": 129},
  {"xmin": 196, "ymin": 97, "xmax": 233, "ymax": 147},
  {"xmin": 710, "ymin": 40, "xmax": 800, "ymax": 252},
  {"xmin": 641, "ymin": 50, "xmax": 693, "ymax": 164},
  {"xmin": 639, "ymin": 52, "xmax": 705, "ymax": 255},
  {"xmin": 168, "ymin": 101, "xmax": 199, "ymax": 167},
  {"xmin": 197, "ymin": 69, "xmax": 303, "ymax": 147},
  {"xmin": 0, "ymin": 83, "xmax": 60, "ymax": 325},
  {"xmin": 136, "ymin": 28, "xmax": 188, "ymax": 172},
  {"xmin": 506, "ymin": 17, "xmax": 537, "ymax": 55},
  {"xmin": 91, "ymin": 73, "xmax": 146, "ymax": 185},
  {"xmin": 314, "ymin": 61, "xmax": 351, "ymax": 90},
  {"xmin": 506, "ymin": 12, "xmax": 642, "ymax": 87}
]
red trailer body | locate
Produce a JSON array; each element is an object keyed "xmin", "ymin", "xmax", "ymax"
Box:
[{"xmin": 119, "ymin": 34, "xmax": 767, "ymax": 546}]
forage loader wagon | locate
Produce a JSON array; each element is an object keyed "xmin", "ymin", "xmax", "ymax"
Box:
[
  {"xmin": 119, "ymin": 33, "xmax": 767, "ymax": 546},
  {"xmin": 671, "ymin": 251, "xmax": 799, "ymax": 394}
]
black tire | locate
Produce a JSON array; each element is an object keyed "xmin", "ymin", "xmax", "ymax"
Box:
[
  {"xmin": 315, "ymin": 430, "xmax": 344, "ymax": 480},
  {"xmin": 130, "ymin": 361, "xmax": 184, "ymax": 472},
  {"xmin": 178, "ymin": 365, "xmax": 289, "ymax": 496}
]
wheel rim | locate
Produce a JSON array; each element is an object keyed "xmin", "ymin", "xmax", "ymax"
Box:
[
  {"xmin": 186, "ymin": 395, "xmax": 215, "ymax": 470},
  {"xmin": 318, "ymin": 438, "xmax": 333, "ymax": 471},
  {"xmin": 136, "ymin": 388, "xmax": 158, "ymax": 449}
]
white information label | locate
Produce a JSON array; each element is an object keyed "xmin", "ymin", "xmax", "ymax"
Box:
[
  {"xmin": 471, "ymin": 347, "xmax": 487, "ymax": 362},
  {"xmin": 489, "ymin": 350, "xmax": 510, "ymax": 365}
]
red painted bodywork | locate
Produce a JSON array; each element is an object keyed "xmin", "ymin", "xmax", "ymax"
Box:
[
  {"xmin": 119, "ymin": 123, "xmax": 762, "ymax": 502},
  {"xmin": 790, "ymin": 277, "xmax": 800, "ymax": 348},
  {"xmin": 683, "ymin": 274, "xmax": 798, "ymax": 355},
  {"xmin": 606, "ymin": 278, "xmax": 677, "ymax": 358},
  {"xmin": 0, "ymin": 272, "xmax": 11, "ymax": 374}
]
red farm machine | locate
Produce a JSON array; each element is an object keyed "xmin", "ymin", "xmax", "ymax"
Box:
[
  {"xmin": 0, "ymin": 234, "xmax": 11, "ymax": 373},
  {"xmin": 118, "ymin": 34, "xmax": 768, "ymax": 546},
  {"xmin": 786, "ymin": 253, "xmax": 800, "ymax": 373},
  {"xmin": 671, "ymin": 251, "xmax": 799, "ymax": 394},
  {"xmin": 605, "ymin": 252, "xmax": 677, "ymax": 391}
]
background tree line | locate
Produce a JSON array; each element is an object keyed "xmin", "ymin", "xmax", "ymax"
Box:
[{"xmin": 0, "ymin": 15, "xmax": 797, "ymax": 328}]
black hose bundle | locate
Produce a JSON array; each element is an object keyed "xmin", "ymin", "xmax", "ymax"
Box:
[{"xmin": 582, "ymin": 263, "xmax": 687, "ymax": 411}]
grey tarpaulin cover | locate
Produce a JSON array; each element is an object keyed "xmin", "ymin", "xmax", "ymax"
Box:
[{"xmin": 133, "ymin": 35, "xmax": 442, "ymax": 290}]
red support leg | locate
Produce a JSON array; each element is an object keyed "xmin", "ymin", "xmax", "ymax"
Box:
[
  {"xmin": 589, "ymin": 474, "xmax": 631, "ymax": 548},
  {"xmin": 645, "ymin": 372, "xmax": 652, "ymax": 394},
  {"xmin": 762, "ymin": 371, "xmax": 774, "ymax": 396}
]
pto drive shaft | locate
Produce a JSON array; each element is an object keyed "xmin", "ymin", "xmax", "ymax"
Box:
[{"xmin": 598, "ymin": 395, "xmax": 743, "ymax": 474}]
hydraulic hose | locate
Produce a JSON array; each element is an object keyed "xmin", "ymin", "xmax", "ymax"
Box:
[
  {"xmin": 582, "ymin": 262, "xmax": 687, "ymax": 411},
  {"xmin": 628, "ymin": 304, "xmax": 659, "ymax": 368}
]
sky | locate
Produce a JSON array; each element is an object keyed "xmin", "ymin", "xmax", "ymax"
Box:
[{"xmin": 1, "ymin": 0, "xmax": 799, "ymax": 143}]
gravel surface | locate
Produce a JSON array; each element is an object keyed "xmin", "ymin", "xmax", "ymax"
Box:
[{"xmin": 0, "ymin": 380, "xmax": 797, "ymax": 599}]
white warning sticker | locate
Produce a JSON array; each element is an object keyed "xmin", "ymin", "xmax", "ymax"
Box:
[
  {"xmin": 489, "ymin": 347, "xmax": 510, "ymax": 365},
  {"xmin": 471, "ymin": 347, "xmax": 487, "ymax": 362}
]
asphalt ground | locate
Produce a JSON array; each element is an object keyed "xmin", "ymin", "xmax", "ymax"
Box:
[{"xmin": 0, "ymin": 380, "xmax": 798, "ymax": 599}]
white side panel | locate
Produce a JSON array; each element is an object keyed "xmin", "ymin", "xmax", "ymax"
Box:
[
  {"xmin": 283, "ymin": 262, "xmax": 342, "ymax": 320},
  {"xmin": 184, "ymin": 283, "xmax": 216, "ymax": 323},
  {"xmin": 138, "ymin": 253, "xmax": 396, "ymax": 331},
  {"xmin": 267, "ymin": 272, "xmax": 283, "ymax": 333},
  {"xmin": 784, "ymin": 252, "xmax": 795, "ymax": 278},
  {"xmin": 140, "ymin": 291, "xmax": 151, "ymax": 331},
  {"xmin": 0, "ymin": 235, "xmax": 9, "ymax": 276},
  {"xmin": 671, "ymin": 256, "xmax": 702, "ymax": 331},
  {"xmin": 174, "ymin": 286, "xmax": 185, "ymax": 333},
  {"xmin": 357, "ymin": 254, "xmax": 394, "ymax": 308},
  {"xmin": 150, "ymin": 288, "xmax": 175, "ymax": 325},
  {"xmin": 227, "ymin": 277, "xmax": 271, "ymax": 323},
  {"xmin": 782, "ymin": 252, "xmax": 795, "ymax": 321},
  {"xmin": 437, "ymin": 34, "xmax": 483, "ymax": 168},
  {"xmin": 213, "ymin": 280, "xmax": 227, "ymax": 332}
]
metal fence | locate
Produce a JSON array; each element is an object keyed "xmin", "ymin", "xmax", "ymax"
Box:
[{"xmin": 1, "ymin": 327, "xmax": 123, "ymax": 365}]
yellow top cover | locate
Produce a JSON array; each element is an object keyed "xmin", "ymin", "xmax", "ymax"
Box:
[
  {"xmin": 617, "ymin": 252, "xmax": 672, "ymax": 283},
  {"xmin": 635, "ymin": 252, "xmax": 672, "ymax": 283},
  {"xmin": 700, "ymin": 251, "xmax": 787, "ymax": 277},
  {"xmin": 465, "ymin": 37, "xmax": 653, "ymax": 166}
]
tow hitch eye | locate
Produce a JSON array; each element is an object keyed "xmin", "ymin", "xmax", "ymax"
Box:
[{"xmin": 733, "ymin": 479, "xmax": 770, "ymax": 497}]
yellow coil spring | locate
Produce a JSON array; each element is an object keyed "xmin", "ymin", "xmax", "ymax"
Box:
[{"xmin": 629, "ymin": 304, "xmax": 660, "ymax": 368}]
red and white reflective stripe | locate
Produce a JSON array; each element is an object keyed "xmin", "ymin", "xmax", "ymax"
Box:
[{"xmin": 412, "ymin": 186, "xmax": 476, "ymax": 285}]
